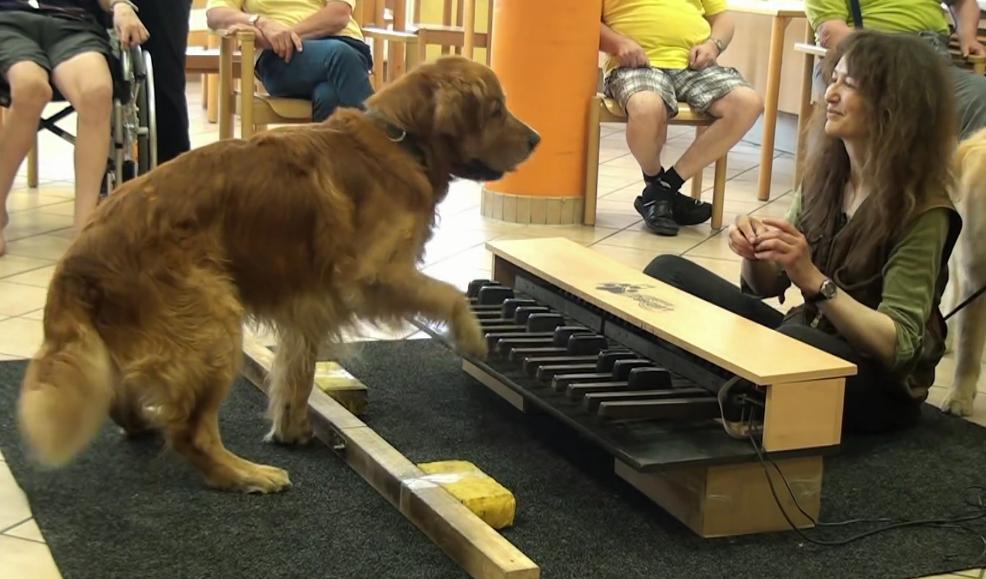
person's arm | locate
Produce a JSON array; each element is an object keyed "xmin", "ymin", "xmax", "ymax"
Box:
[
  {"xmin": 757, "ymin": 211, "xmax": 951, "ymax": 370},
  {"xmin": 952, "ymin": 0, "xmax": 986, "ymax": 57},
  {"xmin": 804, "ymin": 0, "xmax": 853, "ymax": 49},
  {"xmin": 599, "ymin": 22, "xmax": 648, "ymax": 67},
  {"xmin": 706, "ymin": 10, "xmax": 734, "ymax": 49},
  {"xmin": 98, "ymin": 0, "xmax": 149, "ymax": 47},
  {"xmin": 291, "ymin": 0, "xmax": 353, "ymax": 39},
  {"xmin": 205, "ymin": 0, "xmax": 252, "ymax": 31},
  {"xmin": 690, "ymin": 9, "xmax": 734, "ymax": 69}
]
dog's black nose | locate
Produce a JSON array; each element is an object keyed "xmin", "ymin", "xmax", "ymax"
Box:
[{"xmin": 528, "ymin": 131, "xmax": 541, "ymax": 150}]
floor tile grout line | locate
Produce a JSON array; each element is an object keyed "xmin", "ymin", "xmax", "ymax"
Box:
[
  {"xmin": 0, "ymin": 517, "xmax": 34, "ymax": 536},
  {"xmin": 0, "ymin": 533, "xmax": 46, "ymax": 546}
]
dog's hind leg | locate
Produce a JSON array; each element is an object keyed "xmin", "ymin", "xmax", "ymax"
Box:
[
  {"xmin": 266, "ymin": 326, "xmax": 318, "ymax": 445},
  {"xmin": 943, "ymin": 272, "xmax": 986, "ymax": 416}
]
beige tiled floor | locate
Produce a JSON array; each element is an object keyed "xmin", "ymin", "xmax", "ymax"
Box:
[{"xmin": 1, "ymin": 81, "xmax": 985, "ymax": 579}]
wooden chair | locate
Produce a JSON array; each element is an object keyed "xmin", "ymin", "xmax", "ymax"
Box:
[
  {"xmin": 361, "ymin": 0, "xmax": 490, "ymax": 86},
  {"xmin": 217, "ymin": 26, "xmax": 420, "ymax": 140},
  {"xmin": 583, "ymin": 95, "xmax": 727, "ymax": 230}
]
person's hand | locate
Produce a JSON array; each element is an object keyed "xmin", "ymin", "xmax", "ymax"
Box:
[
  {"xmin": 616, "ymin": 38, "xmax": 648, "ymax": 68},
  {"xmin": 688, "ymin": 40, "xmax": 718, "ymax": 70},
  {"xmin": 727, "ymin": 214, "xmax": 767, "ymax": 260},
  {"xmin": 224, "ymin": 23, "xmax": 272, "ymax": 50},
  {"xmin": 754, "ymin": 218, "xmax": 821, "ymax": 289},
  {"xmin": 257, "ymin": 17, "xmax": 303, "ymax": 63},
  {"xmin": 960, "ymin": 36, "xmax": 986, "ymax": 58},
  {"xmin": 113, "ymin": 3, "xmax": 149, "ymax": 48}
]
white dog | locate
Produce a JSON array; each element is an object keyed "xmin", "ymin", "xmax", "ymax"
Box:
[{"xmin": 941, "ymin": 127, "xmax": 986, "ymax": 417}]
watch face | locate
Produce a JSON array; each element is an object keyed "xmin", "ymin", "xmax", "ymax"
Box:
[{"xmin": 821, "ymin": 280, "xmax": 836, "ymax": 299}]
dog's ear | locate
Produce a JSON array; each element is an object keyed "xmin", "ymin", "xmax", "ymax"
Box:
[{"xmin": 433, "ymin": 79, "xmax": 486, "ymax": 137}]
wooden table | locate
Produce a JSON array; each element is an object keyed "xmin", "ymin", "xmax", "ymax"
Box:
[{"xmin": 727, "ymin": 0, "xmax": 806, "ymax": 201}]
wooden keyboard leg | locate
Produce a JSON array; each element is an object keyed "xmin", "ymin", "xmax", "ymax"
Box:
[{"xmin": 616, "ymin": 455, "xmax": 822, "ymax": 538}]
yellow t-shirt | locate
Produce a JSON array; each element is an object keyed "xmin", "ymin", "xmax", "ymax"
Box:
[
  {"xmin": 206, "ymin": 0, "xmax": 364, "ymax": 42},
  {"xmin": 601, "ymin": 0, "xmax": 727, "ymax": 72}
]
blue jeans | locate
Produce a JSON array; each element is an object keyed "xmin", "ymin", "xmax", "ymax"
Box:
[{"xmin": 256, "ymin": 37, "xmax": 373, "ymax": 122}]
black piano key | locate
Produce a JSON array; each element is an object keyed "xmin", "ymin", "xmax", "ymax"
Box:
[
  {"xmin": 597, "ymin": 398, "xmax": 721, "ymax": 421},
  {"xmin": 485, "ymin": 331, "xmax": 552, "ymax": 351},
  {"xmin": 479, "ymin": 321, "xmax": 526, "ymax": 331},
  {"xmin": 566, "ymin": 334, "xmax": 608, "ymax": 355},
  {"xmin": 513, "ymin": 306, "xmax": 550, "ymax": 324},
  {"xmin": 566, "ymin": 381, "xmax": 632, "ymax": 398},
  {"xmin": 552, "ymin": 372, "xmax": 619, "ymax": 392},
  {"xmin": 535, "ymin": 363, "xmax": 598, "ymax": 382},
  {"xmin": 582, "ymin": 388, "xmax": 710, "ymax": 412},
  {"xmin": 495, "ymin": 336, "xmax": 557, "ymax": 356},
  {"xmin": 526, "ymin": 313, "xmax": 564, "ymax": 332},
  {"xmin": 627, "ymin": 367, "xmax": 673, "ymax": 389},
  {"xmin": 611, "ymin": 359, "xmax": 653, "ymax": 381},
  {"xmin": 475, "ymin": 310, "xmax": 505, "ymax": 320},
  {"xmin": 501, "ymin": 298, "xmax": 538, "ymax": 318},
  {"xmin": 552, "ymin": 326, "xmax": 592, "ymax": 347},
  {"xmin": 467, "ymin": 279, "xmax": 498, "ymax": 298},
  {"xmin": 596, "ymin": 350, "xmax": 638, "ymax": 372},
  {"xmin": 508, "ymin": 347, "xmax": 567, "ymax": 362},
  {"xmin": 478, "ymin": 286, "xmax": 514, "ymax": 305},
  {"xmin": 522, "ymin": 355, "xmax": 600, "ymax": 376}
]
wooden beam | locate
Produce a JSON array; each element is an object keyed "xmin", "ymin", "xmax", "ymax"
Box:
[{"xmin": 241, "ymin": 335, "xmax": 540, "ymax": 579}]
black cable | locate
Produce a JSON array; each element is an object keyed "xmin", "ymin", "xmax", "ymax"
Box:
[{"xmin": 747, "ymin": 431, "xmax": 986, "ymax": 564}]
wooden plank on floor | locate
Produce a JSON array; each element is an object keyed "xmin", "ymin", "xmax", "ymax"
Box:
[{"xmin": 241, "ymin": 334, "xmax": 540, "ymax": 579}]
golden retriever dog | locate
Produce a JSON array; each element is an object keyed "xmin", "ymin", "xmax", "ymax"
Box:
[
  {"xmin": 17, "ymin": 56, "xmax": 539, "ymax": 493},
  {"xmin": 941, "ymin": 127, "xmax": 986, "ymax": 417}
]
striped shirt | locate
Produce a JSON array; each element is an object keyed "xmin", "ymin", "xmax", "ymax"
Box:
[{"xmin": 0, "ymin": 0, "xmax": 103, "ymax": 23}]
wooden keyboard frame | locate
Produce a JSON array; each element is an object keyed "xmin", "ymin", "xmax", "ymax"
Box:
[{"xmin": 456, "ymin": 238, "xmax": 857, "ymax": 537}]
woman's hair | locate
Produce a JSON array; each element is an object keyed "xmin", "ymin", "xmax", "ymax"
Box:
[{"xmin": 799, "ymin": 30, "xmax": 956, "ymax": 279}]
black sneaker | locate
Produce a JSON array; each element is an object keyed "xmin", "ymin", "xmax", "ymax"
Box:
[
  {"xmin": 634, "ymin": 195, "xmax": 679, "ymax": 236},
  {"xmin": 673, "ymin": 193, "xmax": 713, "ymax": 226}
]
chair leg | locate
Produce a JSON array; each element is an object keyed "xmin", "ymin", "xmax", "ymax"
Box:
[
  {"xmin": 691, "ymin": 126, "xmax": 706, "ymax": 198},
  {"xmin": 583, "ymin": 98, "xmax": 602, "ymax": 226},
  {"xmin": 27, "ymin": 134, "xmax": 39, "ymax": 188},
  {"xmin": 711, "ymin": 154, "xmax": 728, "ymax": 231}
]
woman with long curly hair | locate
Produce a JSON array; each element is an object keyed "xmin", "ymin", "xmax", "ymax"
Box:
[{"xmin": 643, "ymin": 30, "xmax": 963, "ymax": 433}]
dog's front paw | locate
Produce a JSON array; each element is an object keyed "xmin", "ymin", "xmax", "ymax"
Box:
[
  {"xmin": 264, "ymin": 419, "xmax": 315, "ymax": 446},
  {"xmin": 453, "ymin": 315, "xmax": 488, "ymax": 360},
  {"xmin": 940, "ymin": 389, "xmax": 976, "ymax": 417}
]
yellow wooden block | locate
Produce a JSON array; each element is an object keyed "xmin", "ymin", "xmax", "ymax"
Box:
[
  {"xmin": 417, "ymin": 460, "xmax": 516, "ymax": 530},
  {"xmin": 314, "ymin": 361, "xmax": 367, "ymax": 415}
]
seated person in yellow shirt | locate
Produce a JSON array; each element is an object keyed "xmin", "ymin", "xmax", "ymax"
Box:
[
  {"xmin": 601, "ymin": 0, "xmax": 763, "ymax": 236},
  {"xmin": 206, "ymin": 0, "xmax": 372, "ymax": 122}
]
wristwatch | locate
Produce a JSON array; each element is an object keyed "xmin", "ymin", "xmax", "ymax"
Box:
[
  {"xmin": 709, "ymin": 37, "xmax": 726, "ymax": 54},
  {"xmin": 248, "ymin": 13, "xmax": 261, "ymax": 25},
  {"xmin": 806, "ymin": 278, "xmax": 837, "ymax": 304}
]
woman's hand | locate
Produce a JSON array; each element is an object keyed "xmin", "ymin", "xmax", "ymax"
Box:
[
  {"xmin": 113, "ymin": 4, "xmax": 149, "ymax": 48},
  {"xmin": 727, "ymin": 214, "xmax": 767, "ymax": 260},
  {"xmin": 257, "ymin": 17, "xmax": 303, "ymax": 62},
  {"xmin": 754, "ymin": 218, "xmax": 823, "ymax": 290}
]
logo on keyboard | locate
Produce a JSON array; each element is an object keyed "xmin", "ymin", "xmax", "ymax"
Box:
[{"xmin": 596, "ymin": 283, "xmax": 673, "ymax": 312}]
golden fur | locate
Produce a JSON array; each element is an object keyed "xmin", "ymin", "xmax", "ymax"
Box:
[
  {"xmin": 17, "ymin": 56, "xmax": 538, "ymax": 492},
  {"xmin": 941, "ymin": 126, "xmax": 986, "ymax": 416}
]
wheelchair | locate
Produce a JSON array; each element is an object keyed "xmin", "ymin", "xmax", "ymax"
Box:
[{"xmin": 0, "ymin": 28, "xmax": 157, "ymax": 196}]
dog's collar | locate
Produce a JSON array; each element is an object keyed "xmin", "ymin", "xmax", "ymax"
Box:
[{"xmin": 364, "ymin": 109, "xmax": 428, "ymax": 168}]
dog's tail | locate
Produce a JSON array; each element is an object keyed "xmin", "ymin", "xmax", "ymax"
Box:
[{"xmin": 18, "ymin": 272, "xmax": 113, "ymax": 467}]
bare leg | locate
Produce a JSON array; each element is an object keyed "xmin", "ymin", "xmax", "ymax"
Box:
[
  {"xmin": 50, "ymin": 52, "xmax": 111, "ymax": 233},
  {"xmin": 0, "ymin": 62, "xmax": 52, "ymax": 256},
  {"xmin": 266, "ymin": 327, "xmax": 318, "ymax": 444},
  {"xmin": 625, "ymin": 91, "xmax": 668, "ymax": 177},
  {"xmin": 673, "ymin": 86, "xmax": 762, "ymax": 181}
]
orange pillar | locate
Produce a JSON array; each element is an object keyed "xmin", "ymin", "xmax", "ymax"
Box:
[{"xmin": 481, "ymin": 0, "xmax": 602, "ymax": 224}]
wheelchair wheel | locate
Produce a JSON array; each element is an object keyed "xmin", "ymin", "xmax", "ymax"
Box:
[{"xmin": 137, "ymin": 50, "xmax": 157, "ymax": 174}]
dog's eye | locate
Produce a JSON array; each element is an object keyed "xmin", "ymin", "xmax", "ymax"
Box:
[{"xmin": 491, "ymin": 100, "xmax": 505, "ymax": 118}]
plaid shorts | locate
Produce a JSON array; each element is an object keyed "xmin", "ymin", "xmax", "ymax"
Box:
[{"xmin": 604, "ymin": 65, "xmax": 750, "ymax": 116}]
